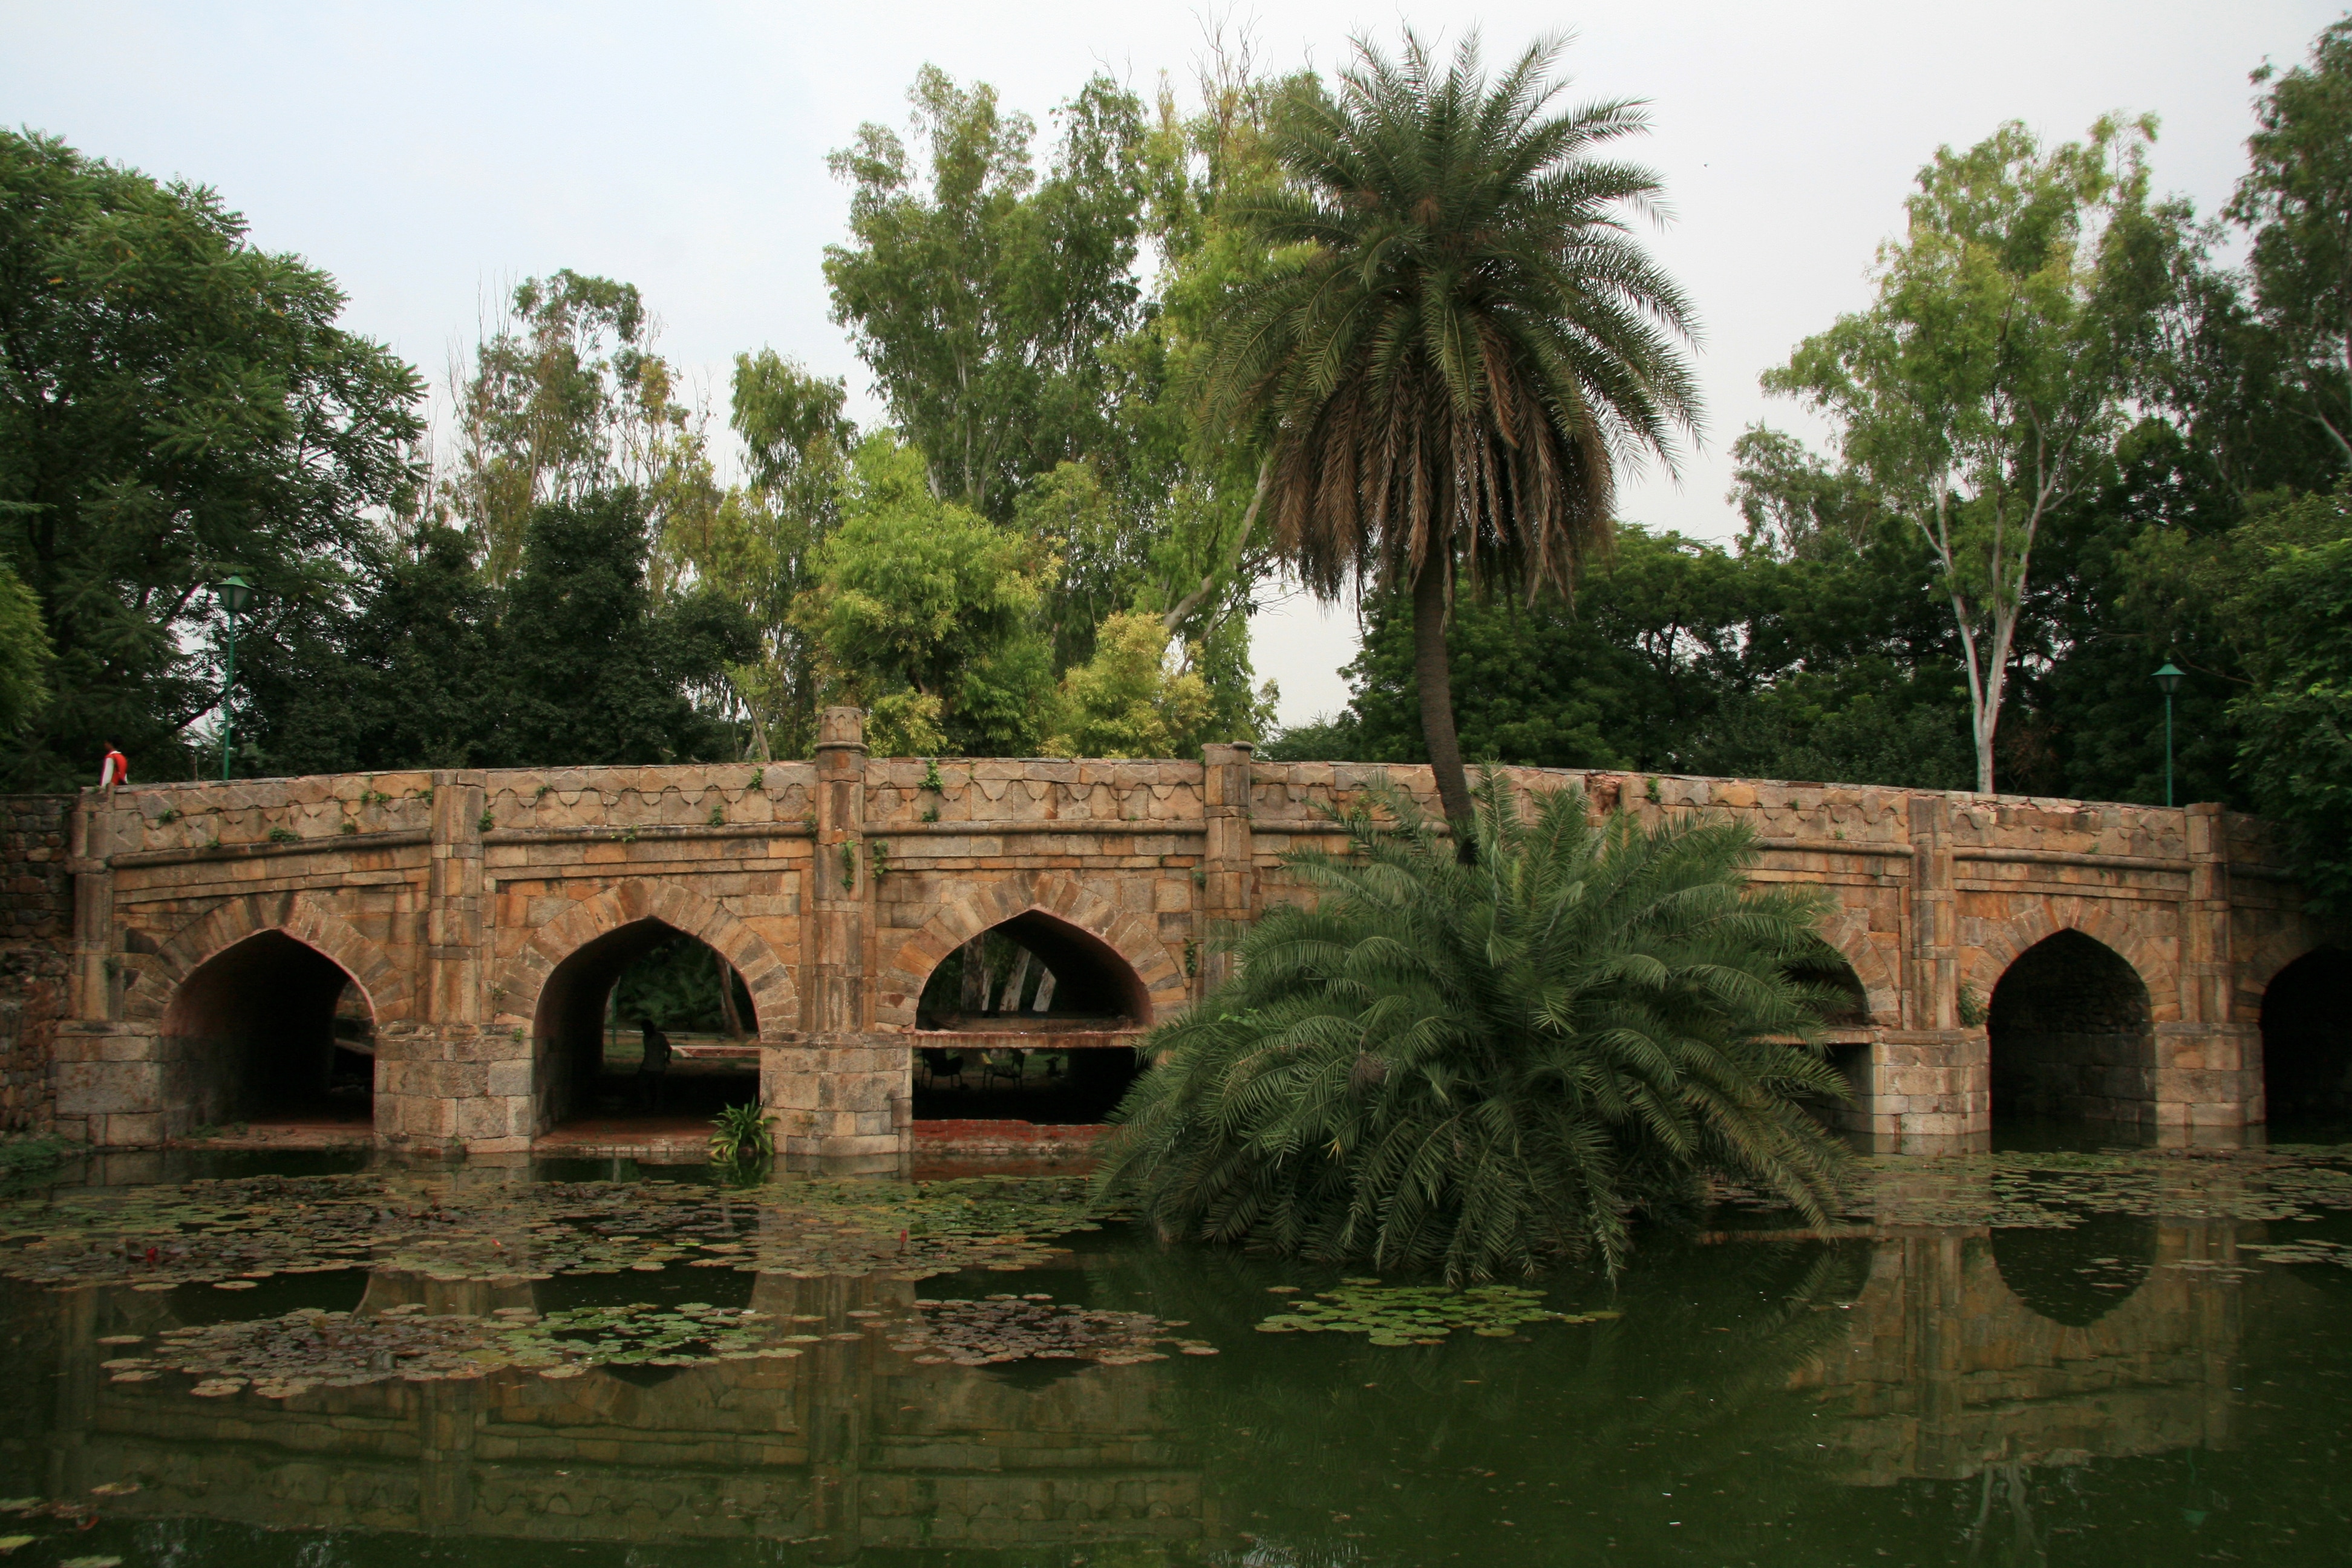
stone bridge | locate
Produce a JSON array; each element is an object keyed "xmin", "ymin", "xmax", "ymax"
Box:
[{"xmin": 46, "ymin": 708, "xmax": 2342, "ymax": 1160}]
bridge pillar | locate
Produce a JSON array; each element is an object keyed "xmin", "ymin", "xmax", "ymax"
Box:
[
  {"xmin": 2154, "ymin": 802, "xmax": 2261, "ymax": 1132},
  {"xmin": 1848, "ymin": 795, "xmax": 1988, "ymax": 1146},
  {"xmin": 377, "ymin": 771, "xmax": 531, "ymax": 1152},
  {"xmin": 1198, "ymin": 743, "xmax": 1255, "ymax": 995},
  {"xmin": 766, "ymin": 707, "xmax": 908, "ymax": 1169},
  {"xmin": 51, "ymin": 795, "xmax": 159, "ymax": 1146}
]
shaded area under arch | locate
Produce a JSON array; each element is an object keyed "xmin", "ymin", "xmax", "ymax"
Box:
[
  {"xmin": 160, "ymin": 930, "xmax": 374, "ymax": 1134},
  {"xmin": 1989, "ymin": 929, "xmax": 2155, "ymax": 1125},
  {"xmin": 1786, "ymin": 943, "xmax": 1874, "ymax": 1119},
  {"xmin": 2262, "ymin": 946, "xmax": 2352, "ymax": 1122},
  {"xmin": 912, "ymin": 910, "xmax": 1146, "ymax": 1125},
  {"xmin": 531, "ymin": 917, "xmax": 760, "ymax": 1134}
]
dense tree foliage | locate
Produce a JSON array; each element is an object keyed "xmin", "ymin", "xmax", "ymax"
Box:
[
  {"xmin": 1275, "ymin": 523, "xmax": 1975, "ymax": 791},
  {"xmin": 1096, "ymin": 773, "xmax": 1849, "ymax": 1281},
  {"xmin": 0, "ymin": 131, "xmax": 423, "ymax": 788},
  {"xmin": 238, "ymin": 491, "xmax": 756, "ymax": 773},
  {"xmin": 800, "ymin": 436, "xmax": 1056, "ymax": 756},
  {"xmin": 0, "ymin": 560, "xmax": 50, "ymax": 739},
  {"xmin": 1279, "ymin": 14, "xmax": 2352, "ymax": 912}
]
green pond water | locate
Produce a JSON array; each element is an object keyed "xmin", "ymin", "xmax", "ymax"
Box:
[{"xmin": 0, "ymin": 1131, "xmax": 2348, "ymax": 1568}]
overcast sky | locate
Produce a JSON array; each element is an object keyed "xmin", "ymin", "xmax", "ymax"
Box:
[{"xmin": 3, "ymin": 1, "xmax": 2341, "ymax": 724}]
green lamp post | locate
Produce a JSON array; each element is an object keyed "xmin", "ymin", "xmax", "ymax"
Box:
[
  {"xmin": 215, "ymin": 575, "xmax": 254, "ymax": 781},
  {"xmin": 2152, "ymin": 661, "xmax": 2184, "ymax": 808}
]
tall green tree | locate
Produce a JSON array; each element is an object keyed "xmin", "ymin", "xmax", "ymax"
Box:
[
  {"xmin": 2229, "ymin": 18, "xmax": 2352, "ymax": 474},
  {"xmin": 1194, "ymin": 32, "xmax": 1700, "ymax": 834},
  {"xmin": 0, "ymin": 560, "xmax": 51, "ymax": 737},
  {"xmin": 0, "ymin": 131, "xmax": 422, "ymax": 788},
  {"xmin": 679, "ymin": 348, "xmax": 854, "ymax": 762},
  {"xmin": 800, "ymin": 436, "xmax": 1055, "ymax": 755},
  {"xmin": 498, "ymin": 491, "xmax": 757, "ymax": 766},
  {"xmin": 451, "ymin": 270, "xmax": 719, "ymax": 584},
  {"xmin": 1762, "ymin": 117, "xmax": 2175, "ymax": 794},
  {"xmin": 825, "ymin": 67, "xmax": 1146, "ymax": 517}
]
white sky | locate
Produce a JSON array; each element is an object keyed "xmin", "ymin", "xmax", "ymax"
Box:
[{"xmin": 3, "ymin": 1, "xmax": 2340, "ymax": 725}]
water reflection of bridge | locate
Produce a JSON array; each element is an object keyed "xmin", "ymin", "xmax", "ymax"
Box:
[
  {"xmin": 10, "ymin": 1220, "xmax": 2335, "ymax": 1553},
  {"xmin": 1774, "ymin": 1152, "xmax": 2351, "ymax": 1497},
  {"xmin": 29, "ymin": 1270, "xmax": 1207, "ymax": 1557}
]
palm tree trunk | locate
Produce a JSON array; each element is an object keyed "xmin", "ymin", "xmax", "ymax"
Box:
[{"xmin": 1411, "ymin": 547, "xmax": 1475, "ymax": 855}]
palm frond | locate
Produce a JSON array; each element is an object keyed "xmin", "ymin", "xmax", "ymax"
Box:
[{"xmin": 1094, "ymin": 769, "xmax": 1850, "ymax": 1284}]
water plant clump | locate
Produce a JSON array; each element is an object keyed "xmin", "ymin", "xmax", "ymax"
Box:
[
  {"xmin": 885, "ymin": 1294, "xmax": 1207, "ymax": 1366},
  {"xmin": 0, "ymin": 1172, "xmax": 1104, "ymax": 1290},
  {"xmin": 1699, "ymin": 1142, "xmax": 2352, "ymax": 1252},
  {"xmin": 1253, "ymin": 1281, "xmax": 1615, "ymax": 1346},
  {"xmin": 1097, "ymin": 773, "xmax": 1851, "ymax": 1284},
  {"xmin": 708, "ymin": 1103, "xmax": 776, "ymax": 1165},
  {"xmin": 92, "ymin": 1300, "xmax": 817, "ymax": 1398},
  {"xmin": 498, "ymin": 1301, "xmax": 805, "ymax": 1370},
  {"xmin": 116, "ymin": 1307, "xmax": 514, "ymax": 1397}
]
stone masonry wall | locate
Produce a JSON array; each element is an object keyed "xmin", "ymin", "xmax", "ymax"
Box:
[
  {"xmin": 0, "ymin": 794, "xmax": 71, "ymax": 1132},
  {"xmin": 26, "ymin": 726, "xmax": 2341, "ymax": 1153}
]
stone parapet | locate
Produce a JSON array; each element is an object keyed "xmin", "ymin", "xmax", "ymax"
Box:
[{"xmin": 21, "ymin": 729, "xmax": 2333, "ymax": 1154}]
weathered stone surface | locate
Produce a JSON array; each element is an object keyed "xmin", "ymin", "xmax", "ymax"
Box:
[{"xmin": 7, "ymin": 725, "xmax": 2336, "ymax": 1154}]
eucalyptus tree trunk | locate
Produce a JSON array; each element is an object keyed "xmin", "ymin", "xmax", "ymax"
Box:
[{"xmin": 716, "ymin": 950, "xmax": 748, "ymax": 1039}]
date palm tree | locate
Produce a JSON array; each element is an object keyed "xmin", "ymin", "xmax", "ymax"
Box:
[
  {"xmin": 1094, "ymin": 772, "xmax": 1850, "ymax": 1283},
  {"xmin": 1198, "ymin": 31, "xmax": 1699, "ymax": 836}
]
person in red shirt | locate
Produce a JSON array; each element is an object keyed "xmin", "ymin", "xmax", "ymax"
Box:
[{"xmin": 97, "ymin": 746, "xmax": 129, "ymax": 791}]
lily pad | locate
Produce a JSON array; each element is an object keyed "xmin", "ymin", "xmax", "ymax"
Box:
[
  {"xmin": 1253, "ymin": 1281, "xmax": 1588, "ymax": 1344},
  {"xmin": 886, "ymin": 1296, "xmax": 1186, "ymax": 1367}
]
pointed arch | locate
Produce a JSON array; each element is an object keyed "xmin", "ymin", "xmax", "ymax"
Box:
[
  {"xmin": 489, "ymin": 878, "xmax": 797, "ymax": 1036},
  {"xmin": 1964, "ymin": 896, "xmax": 2177, "ymax": 1022},
  {"xmin": 131, "ymin": 892, "xmax": 408, "ymax": 1025},
  {"xmin": 1816, "ymin": 906, "xmax": 1898, "ymax": 1027},
  {"xmin": 1987, "ymin": 925, "xmax": 2157, "ymax": 1123},
  {"xmin": 878, "ymin": 872, "xmax": 1187, "ymax": 1031}
]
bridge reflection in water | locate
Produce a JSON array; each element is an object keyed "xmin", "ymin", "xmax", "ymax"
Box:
[
  {"xmin": 28, "ymin": 1266, "xmax": 1206, "ymax": 1557},
  {"xmin": 10, "ymin": 1209, "xmax": 2330, "ymax": 1561}
]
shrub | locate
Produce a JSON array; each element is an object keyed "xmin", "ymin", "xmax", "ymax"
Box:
[{"xmin": 1095, "ymin": 771, "xmax": 1849, "ymax": 1282}]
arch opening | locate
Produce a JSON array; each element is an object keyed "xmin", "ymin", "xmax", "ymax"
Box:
[
  {"xmin": 910, "ymin": 911, "xmax": 1148, "ymax": 1125},
  {"xmin": 161, "ymin": 930, "xmax": 374, "ymax": 1134},
  {"xmin": 1988, "ymin": 929, "xmax": 2155, "ymax": 1125},
  {"xmin": 1787, "ymin": 943, "xmax": 1873, "ymax": 1121},
  {"xmin": 531, "ymin": 918, "xmax": 760, "ymax": 1135},
  {"xmin": 2262, "ymin": 946, "xmax": 2352, "ymax": 1125}
]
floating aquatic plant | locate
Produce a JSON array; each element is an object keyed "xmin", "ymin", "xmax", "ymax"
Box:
[
  {"xmin": 0, "ymin": 1172, "xmax": 1103, "ymax": 1290},
  {"xmin": 884, "ymin": 1293, "xmax": 1209, "ymax": 1366},
  {"xmin": 92, "ymin": 1299, "xmax": 822, "ymax": 1397},
  {"xmin": 1253, "ymin": 1281, "xmax": 1615, "ymax": 1346}
]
